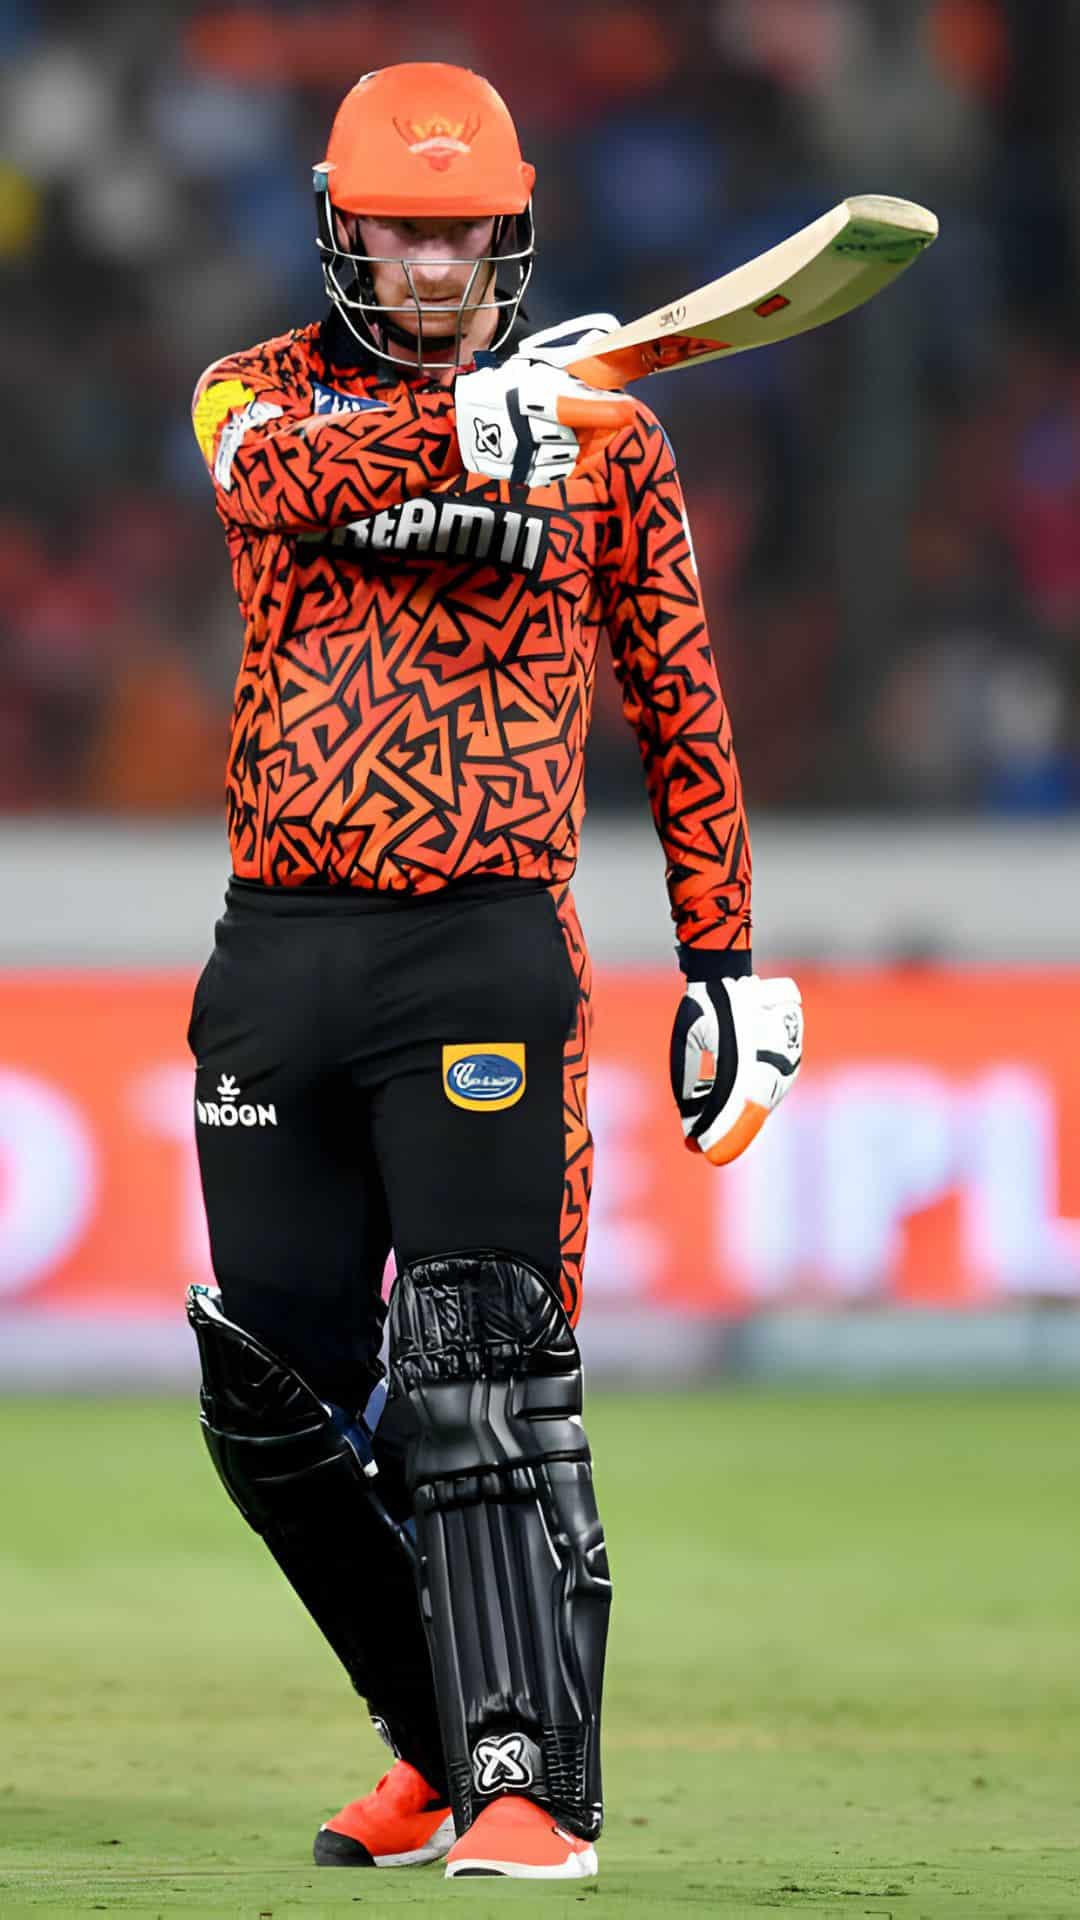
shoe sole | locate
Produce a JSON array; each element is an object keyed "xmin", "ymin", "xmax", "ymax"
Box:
[
  {"xmin": 315, "ymin": 1814, "xmax": 455, "ymax": 1868},
  {"xmin": 445, "ymin": 1844, "xmax": 599, "ymax": 1880}
]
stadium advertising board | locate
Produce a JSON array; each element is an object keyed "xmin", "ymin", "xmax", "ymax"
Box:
[{"xmin": 1, "ymin": 969, "xmax": 1079, "ymax": 1318}]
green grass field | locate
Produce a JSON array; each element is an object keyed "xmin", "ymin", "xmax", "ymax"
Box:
[{"xmin": 2, "ymin": 1391, "xmax": 1079, "ymax": 1918}]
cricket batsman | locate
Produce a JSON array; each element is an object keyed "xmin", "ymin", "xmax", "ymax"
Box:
[{"xmin": 186, "ymin": 61, "xmax": 802, "ymax": 1882}]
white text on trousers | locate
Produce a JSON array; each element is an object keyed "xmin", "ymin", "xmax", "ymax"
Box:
[{"xmin": 196, "ymin": 1101, "xmax": 277, "ymax": 1128}]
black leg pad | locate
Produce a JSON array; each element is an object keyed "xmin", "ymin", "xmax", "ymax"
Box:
[
  {"xmin": 186, "ymin": 1284, "xmax": 446, "ymax": 1797},
  {"xmin": 388, "ymin": 1254, "xmax": 611, "ymax": 1841}
]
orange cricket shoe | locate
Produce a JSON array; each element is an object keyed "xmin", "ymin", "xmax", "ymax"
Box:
[
  {"xmin": 314, "ymin": 1758, "xmax": 454, "ymax": 1867},
  {"xmin": 444, "ymin": 1794, "xmax": 599, "ymax": 1880}
]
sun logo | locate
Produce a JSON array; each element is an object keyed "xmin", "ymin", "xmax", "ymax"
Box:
[
  {"xmin": 192, "ymin": 378, "xmax": 254, "ymax": 466},
  {"xmin": 393, "ymin": 114, "xmax": 481, "ymax": 171}
]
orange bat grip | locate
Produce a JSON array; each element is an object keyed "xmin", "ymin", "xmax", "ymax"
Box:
[
  {"xmin": 555, "ymin": 394, "xmax": 635, "ymax": 431},
  {"xmin": 566, "ymin": 348, "xmax": 650, "ymax": 391}
]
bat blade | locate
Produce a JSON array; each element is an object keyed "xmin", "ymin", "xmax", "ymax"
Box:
[{"xmin": 568, "ymin": 195, "xmax": 938, "ymax": 390}]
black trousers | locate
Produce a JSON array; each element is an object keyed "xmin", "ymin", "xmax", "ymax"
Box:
[{"xmin": 188, "ymin": 879, "xmax": 587, "ymax": 1407}]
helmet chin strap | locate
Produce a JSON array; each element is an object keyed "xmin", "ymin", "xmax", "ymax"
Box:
[
  {"xmin": 375, "ymin": 312, "xmax": 466, "ymax": 366},
  {"xmin": 378, "ymin": 311, "xmax": 450, "ymax": 352}
]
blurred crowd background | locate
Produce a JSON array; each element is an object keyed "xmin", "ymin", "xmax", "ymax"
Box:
[{"xmin": 3, "ymin": 0, "xmax": 1080, "ymax": 817}]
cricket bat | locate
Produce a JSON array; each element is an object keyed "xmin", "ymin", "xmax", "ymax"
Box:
[{"xmin": 555, "ymin": 195, "xmax": 938, "ymax": 429}]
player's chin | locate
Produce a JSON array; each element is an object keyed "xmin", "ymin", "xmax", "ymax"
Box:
[
  {"xmin": 416, "ymin": 309, "xmax": 470, "ymax": 337},
  {"xmin": 402, "ymin": 314, "xmax": 477, "ymax": 361},
  {"xmin": 407, "ymin": 333, "xmax": 460, "ymax": 365}
]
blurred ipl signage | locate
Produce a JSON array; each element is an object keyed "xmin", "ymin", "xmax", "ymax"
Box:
[{"xmin": 1, "ymin": 970, "xmax": 1079, "ymax": 1315}]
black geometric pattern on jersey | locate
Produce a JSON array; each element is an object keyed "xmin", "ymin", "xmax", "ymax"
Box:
[{"xmin": 193, "ymin": 321, "xmax": 750, "ymax": 949}]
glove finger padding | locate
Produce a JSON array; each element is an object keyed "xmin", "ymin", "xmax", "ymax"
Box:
[
  {"xmin": 671, "ymin": 974, "xmax": 803, "ymax": 1166},
  {"xmin": 516, "ymin": 313, "xmax": 621, "ymax": 367}
]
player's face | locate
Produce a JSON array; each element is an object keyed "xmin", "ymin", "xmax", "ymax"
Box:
[{"xmin": 340, "ymin": 214, "xmax": 499, "ymax": 357}]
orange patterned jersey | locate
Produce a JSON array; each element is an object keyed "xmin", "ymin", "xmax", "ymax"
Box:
[{"xmin": 192, "ymin": 319, "xmax": 751, "ymax": 950}]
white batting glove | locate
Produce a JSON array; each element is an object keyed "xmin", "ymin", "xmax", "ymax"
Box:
[
  {"xmin": 670, "ymin": 972, "xmax": 803, "ymax": 1165},
  {"xmin": 455, "ymin": 313, "xmax": 624, "ymax": 488}
]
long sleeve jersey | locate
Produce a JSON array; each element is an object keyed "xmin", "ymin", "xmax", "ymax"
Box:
[{"xmin": 192, "ymin": 317, "xmax": 751, "ymax": 951}]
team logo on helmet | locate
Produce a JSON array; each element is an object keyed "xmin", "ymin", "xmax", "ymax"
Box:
[{"xmin": 392, "ymin": 114, "xmax": 481, "ymax": 171}]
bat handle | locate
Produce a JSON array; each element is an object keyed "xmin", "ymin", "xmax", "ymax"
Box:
[
  {"xmin": 564, "ymin": 351, "xmax": 633, "ymax": 392},
  {"xmin": 556, "ymin": 394, "xmax": 635, "ymax": 431}
]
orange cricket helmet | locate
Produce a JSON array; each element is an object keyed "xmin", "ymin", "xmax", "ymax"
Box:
[
  {"xmin": 313, "ymin": 63, "xmax": 536, "ymax": 373},
  {"xmin": 319, "ymin": 62, "xmax": 535, "ymax": 218}
]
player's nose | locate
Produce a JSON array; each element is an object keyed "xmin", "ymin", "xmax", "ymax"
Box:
[
  {"xmin": 408, "ymin": 238, "xmax": 468, "ymax": 289},
  {"xmin": 409, "ymin": 258, "xmax": 460, "ymax": 296}
]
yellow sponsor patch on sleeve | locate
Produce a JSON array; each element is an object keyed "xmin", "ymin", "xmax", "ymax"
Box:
[
  {"xmin": 192, "ymin": 377, "xmax": 254, "ymax": 466},
  {"xmin": 442, "ymin": 1043, "xmax": 526, "ymax": 1112}
]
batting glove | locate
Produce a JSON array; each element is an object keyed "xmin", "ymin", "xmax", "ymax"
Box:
[
  {"xmin": 455, "ymin": 313, "xmax": 628, "ymax": 488},
  {"xmin": 670, "ymin": 966, "xmax": 803, "ymax": 1165}
]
